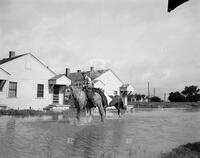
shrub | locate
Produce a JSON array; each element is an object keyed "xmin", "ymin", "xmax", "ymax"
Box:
[
  {"xmin": 168, "ymin": 92, "xmax": 186, "ymax": 102},
  {"xmin": 150, "ymin": 96, "xmax": 161, "ymax": 102}
]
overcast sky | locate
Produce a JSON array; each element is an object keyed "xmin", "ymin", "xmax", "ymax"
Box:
[{"xmin": 0, "ymin": 0, "xmax": 199, "ymax": 97}]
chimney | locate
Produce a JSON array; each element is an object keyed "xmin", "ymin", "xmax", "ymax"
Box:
[
  {"xmin": 9, "ymin": 51, "xmax": 15, "ymax": 58},
  {"xmin": 65, "ymin": 68, "xmax": 70, "ymax": 77},
  {"xmin": 77, "ymin": 70, "xmax": 81, "ymax": 73},
  {"xmin": 90, "ymin": 66, "xmax": 94, "ymax": 72}
]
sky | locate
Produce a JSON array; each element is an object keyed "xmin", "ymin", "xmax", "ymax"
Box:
[{"xmin": 0, "ymin": 0, "xmax": 200, "ymax": 98}]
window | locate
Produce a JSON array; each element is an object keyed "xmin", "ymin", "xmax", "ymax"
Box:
[
  {"xmin": 0, "ymin": 80, "xmax": 6, "ymax": 91},
  {"xmin": 25, "ymin": 61, "xmax": 31, "ymax": 70},
  {"xmin": 37, "ymin": 84, "xmax": 44, "ymax": 98},
  {"xmin": 8, "ymin": 82, "xmax": 17, "ymax": 97}
]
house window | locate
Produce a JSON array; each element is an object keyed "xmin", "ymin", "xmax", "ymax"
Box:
[
  {"xmin": 8, "ymin": 82, "xmax": 17, "ymax": 97},
  {"xmin": 37, "ymin": 84, "xmax": 44, "ymax": 98},
  {"xmin": 0, "ymin": 80, "xmax": 6, "ymax": 91},
  {"xmin": 25, "ymin": 61, "xmax": 31, "ymax": 70}
]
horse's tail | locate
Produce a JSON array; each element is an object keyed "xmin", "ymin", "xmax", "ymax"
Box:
[{"xmin": 92, "ymin": 88, "xmax": 108, "ymax": 112}]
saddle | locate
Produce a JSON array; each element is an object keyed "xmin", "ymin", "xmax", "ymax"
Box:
[{"xmin": 82, "ymin": 87, "xmax": 108, "ymax": 108}]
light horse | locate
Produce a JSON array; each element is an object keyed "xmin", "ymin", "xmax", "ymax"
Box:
[{"xmin": 64, "ymin": 86, "xmax": 106, "ymax": 122}]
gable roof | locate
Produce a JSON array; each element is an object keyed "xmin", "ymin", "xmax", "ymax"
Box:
[
  {"xmin": 68, "ymin": 69, "xmax": 109, "ymax": 82},
  {"xmin": 49, "ymin": 74, "xmax": 68, "ymax": 80},
  {"xmin": 29, "ymin": 54, "xmax": 56, "ymax": 75},
  {"xmin": 0, "ymin": 53, "xmax": 56, "ymax": 75},
  {"xmin": 0, "ymin": 54, "xmax": 27, "ymax": 65},
  {"xmin": 120, "ymin": 84, "xmax": 130, "ymax": 88},
  {"xmin": 49, "ymin": 74, "xmax": 71, "ymax": 85},
  {"xmin": 0, "ymin": 67, "xmax": 10, "ymax": 75},
  {"xmin": 120, "ymin": 84, "xmax": 135, "ymax": 92},
  {"xmin": 108, "ymin": 69, "xmax": 124, "ymax": 84}
]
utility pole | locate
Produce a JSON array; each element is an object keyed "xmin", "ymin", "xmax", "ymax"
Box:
[
  {"xmin": 164, "ymin": 93, "xmax": 166, "ymax": 102},
  {"xmin": 148, "ymin": 82, "xmax": 150, "ymax": 102},
  {"xmin": 154, "ymin": 88, "xmax": 155, "ymax": 97}
]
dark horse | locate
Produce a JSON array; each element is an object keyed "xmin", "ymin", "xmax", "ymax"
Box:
[
  {"xmin": 64, "ymin": 86, "xmax": 108, "ymax": 122},
  {"xmin": 109, "ymin": 95, "xmax": 127, "ymax": 117}
]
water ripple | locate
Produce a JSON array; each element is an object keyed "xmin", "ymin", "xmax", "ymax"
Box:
[{"xmin": 0, "ymin": 108, "xmax": 200, "ymax": 158}]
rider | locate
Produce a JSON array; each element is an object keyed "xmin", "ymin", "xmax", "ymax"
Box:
[
  {"xmin": 81, "ymin": 72, "xmax": 94, "ymax": 108},
  {"xmin": 81, "ymin": 72, "xmax": 108, "ymax": 110},
  {"xmin": 82, "ymin": 72, "xmax": 93, "ymax": 88}
]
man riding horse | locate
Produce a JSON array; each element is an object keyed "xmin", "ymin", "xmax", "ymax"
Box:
[
  {"xmin": 81, "ymin": 72, "xmax": 108, "ymax": 112},
  {"xmin": 82, "ymin": 72, "xmax": 93, "ymax": 88}
]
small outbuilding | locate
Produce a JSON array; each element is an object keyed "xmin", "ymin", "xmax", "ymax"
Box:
[{"xmin": 120, "ymin": 84, "xmax": 135, "ymax": 105}]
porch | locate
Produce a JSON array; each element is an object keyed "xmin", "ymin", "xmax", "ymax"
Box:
[{"xmin": 48, "ymin": 74, "xmax": 71, "ymax": 110}]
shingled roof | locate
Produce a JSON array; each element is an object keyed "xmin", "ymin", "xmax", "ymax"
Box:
[
  {"xmin": 49, "ymin": 74, "xmax": 66, "ymax": 80},
  {"xmin": 68, "ymin": 69, "xmax": 109, "ymax": 82},
  {"xmin": 0, "ymin": 54, "xmax": 27, "ymax": 65}
]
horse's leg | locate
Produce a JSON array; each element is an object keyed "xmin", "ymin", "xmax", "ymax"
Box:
[
  {"xmin": 115, "ymin": 104, "xmax": 121, "ymax": 117},
  {"xmin": 97, "ymin": 103, "xmax": 105, "ymax": 122},
  {"xmin": 89, "ymin": 108, "xmax": 92, "ymax": 116},
  {"xmin": 76, "ymin": 108, "xmax": 81, "ymax": 121},
  {"xmin": 88, "ymin": 108, "xmax": 92, "ymax": 122},
  {"xmin": 85, "ymin": 108, "xmax": 88, "ymax": 116},
  {"xmin": 104, "ymin": 106, "xmax": 107, "ymax": 117}
]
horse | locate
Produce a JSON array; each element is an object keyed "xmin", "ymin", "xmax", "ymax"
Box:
[
  {"xmin": 64, "ymin": 86, "xmax": 107, "ymax": 122},
  {"xmin": 108, "ymin": 95, "xmax": 127, "ymax": 117}
]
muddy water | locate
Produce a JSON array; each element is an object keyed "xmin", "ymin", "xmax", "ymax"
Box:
[{"xmin": 0, "ymin": 108, "xmax": 200, "ymax": 158}]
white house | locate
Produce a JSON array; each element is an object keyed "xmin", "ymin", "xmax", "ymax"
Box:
[
  {"xmin": 68, "ymin": 67, "xmax": 132, "ymax": 103},
  {"xmin": 0, "ymin": 51, "xmax": 71, "ymax": 110}
]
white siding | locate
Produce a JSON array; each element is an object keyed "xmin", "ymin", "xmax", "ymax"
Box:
[
  {"xmin": 0, "ymin": 69, "xmax": 10, "ymax": 105},
  {"xmin": 93, "ymin": 81, "xmax": 105, "ymax": 90},
  {"xmin": 57, "ymin": 76, "xmax": 71, "ymax": 85},
  {"xmin": 95, "ymin": 70, "xmax": 123, "ymax": 96},
  {"xmin": 0, "ymin": 81, "xmax": 9, "ymax": 105},
  {"xmin": 0, "ymin": 54, "xmax": 55, "ymax": 110},
  {"xmin": 0, "ymin": 68, "xmax": 10, "ymax": 80}
]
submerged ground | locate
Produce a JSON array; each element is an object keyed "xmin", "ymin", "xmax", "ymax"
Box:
[{"xmin": 0, "ymin": 108, "xmax": 199, "ymax": 158}]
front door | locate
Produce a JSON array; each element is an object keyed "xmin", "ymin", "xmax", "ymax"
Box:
[{"xmin": 53, "ymin": 85, "xmax": 59, "ymax": 104}]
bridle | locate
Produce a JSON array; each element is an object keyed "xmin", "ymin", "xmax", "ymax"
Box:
[{"xmin": 65, "ymin": 86, "xmax": 73, "ymax": 100}]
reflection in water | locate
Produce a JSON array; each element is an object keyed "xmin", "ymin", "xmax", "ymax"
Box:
[
  {"xmin": 38, "ymin": 133, "xmax": 55, "ymax": 158},
  {"xmin": 0, "ymin": 118, "xmax": 16, "ymax": 158},
  {"xmin": 72, "ymin": 120, "xmax": 125, "ymax": 158},
  {"xmin": 0, "ymin": 108, "xmax": 200, "ymax": 158},
  {"xmin": 72, "ymin": 125, "xmax": 106, "ymax": 157}
]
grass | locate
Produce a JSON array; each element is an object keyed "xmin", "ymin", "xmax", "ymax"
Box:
[
  {"xmin": 128, "ymin": 101, "xmax": 200, "ymax": 108},
  {"xmin": 0, "ymin": 109, "xmax": 62, "ymax": 117},
  {"xmin": 1, "ymin": 101, "xmax": 199, "ymax": 116},
  {"xmin": 160, "ymin": 142, "xmax": 200, "ymax": 158}
]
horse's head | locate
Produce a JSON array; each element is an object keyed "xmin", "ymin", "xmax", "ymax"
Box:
[{"xmin": 64, "ymin": 86, "xmax": 73, "ymax": 101}]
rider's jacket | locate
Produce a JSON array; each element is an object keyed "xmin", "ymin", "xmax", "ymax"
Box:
[{"xmin": 83, "ymin": 75, "xmax": 93, "ymax": 88}]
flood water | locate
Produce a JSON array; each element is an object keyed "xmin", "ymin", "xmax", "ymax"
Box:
[{"xmin": 0, "ymin": 108, "xmax": 200, "ymax": 158}]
